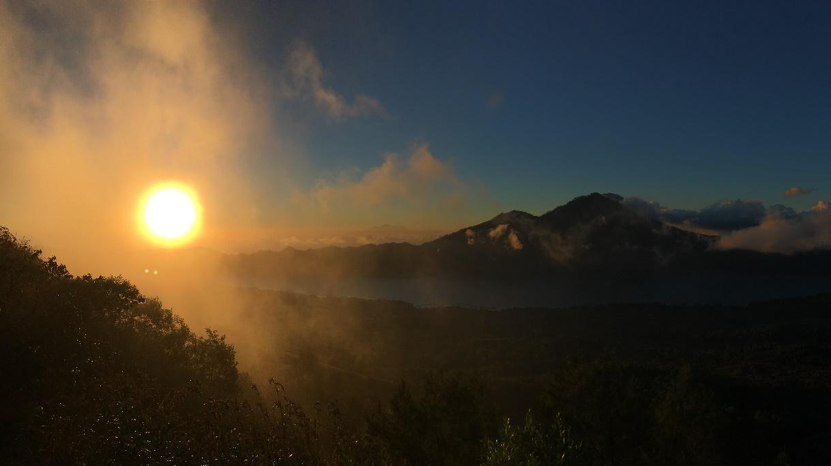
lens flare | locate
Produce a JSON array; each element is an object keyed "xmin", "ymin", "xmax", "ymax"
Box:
[{"xmin": 138, "ymin": 183, "xmax": 202, "ymax": 247}]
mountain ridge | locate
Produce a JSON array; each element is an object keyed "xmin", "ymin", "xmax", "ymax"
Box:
[
  {"xmin": 224, "ymin": 193, "xmax": 731, "ymax": 280},
  {"xmin": 205, "ymin": 192, "xmax": 831, "ymax": 305}
]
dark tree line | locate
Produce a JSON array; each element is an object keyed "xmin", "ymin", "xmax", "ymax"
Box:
[{"xmin": 1, "ymin": 226, "xmax": 825, "ymax": 465}]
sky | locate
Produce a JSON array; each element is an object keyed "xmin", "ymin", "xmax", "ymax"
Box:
[
  {"xmin": 1, "ymin": 0, "xmax": 830, "ymax": 264},
  {"xmin": 224, "ymin": 0, "xmax": 831, "ymax": 213}
]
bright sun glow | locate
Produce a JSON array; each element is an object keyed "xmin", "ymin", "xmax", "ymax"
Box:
[{"xmin": 139, "ymin": 183, "xmax": 201, "ymax": 246}]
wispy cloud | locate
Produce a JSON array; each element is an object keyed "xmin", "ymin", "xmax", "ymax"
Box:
[
  {"xmin": 622, "ymin": 196, "xmax": 831, "ymax": 253},
  {"xmin": 286, "ymin": 40, "xmax": 385, "ymax": 120},
  {"xmin": 784, "ymin": 186, "xmax": 817, "ymax": 197},
  {"xmin": 273, "ymin": 225, "xmax": 446, "ymax": 250}
]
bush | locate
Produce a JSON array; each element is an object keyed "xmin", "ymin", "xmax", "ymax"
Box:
[
  {"xmin": 366, "ymin": 372, "xmax": 496, "ymax": 465},
  {"xmin": 483, "ymin": 410, "xmax": 584, "ymax": 466},
  {"xmin": 0, "ymin": 227, "xmax": 346, "ymax": 464}
]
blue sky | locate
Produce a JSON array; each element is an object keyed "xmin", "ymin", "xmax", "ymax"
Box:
[{"xmin": 219, "ymin": 0, "xmax": 831, "ymax": 217}]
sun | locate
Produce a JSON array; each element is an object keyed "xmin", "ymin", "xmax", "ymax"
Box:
[{"xmin": 138, "ymin": 183, "xmax": 202, "ymax": 246}]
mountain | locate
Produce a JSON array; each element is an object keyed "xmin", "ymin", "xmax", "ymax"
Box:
[
  {"xmin": 226, "ymin": 193, "xmax": 723, "ymax": 281},
  {"xmin": 425, "ymin": 193, "xmax": 714, "ymax": 275},
  {"xmin": 223, "ymin": 193, "xmax": 831, "ymax": 307}
]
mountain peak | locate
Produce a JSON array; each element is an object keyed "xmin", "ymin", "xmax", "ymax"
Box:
[
  {"xmin": 540, "ymin": 193, "xmax": 625, "ymax": 230},
  {"xmin": 488, "ymin": 210, "xmax": 537, "ymax": 225}
]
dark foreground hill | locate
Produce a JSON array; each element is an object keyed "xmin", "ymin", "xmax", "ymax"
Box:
[
  {"xmin": 231, "ymin": 287, "xmax": 831, "ymax": 463},
  {"xmin": 3, "ymin": 225, "xmax": 831, "ymax": 465}
]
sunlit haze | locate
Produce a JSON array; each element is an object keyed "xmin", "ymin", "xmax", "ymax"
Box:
[{"xmin": 140, "ymin": 184, "xmax": 201, "ymax": 246}]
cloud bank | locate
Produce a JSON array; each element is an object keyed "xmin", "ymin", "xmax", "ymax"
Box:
[
  {"xmin": 718, "ymin": 201, "xmax": 831, "ymax": 254},
  {"xmin": 624, "ymin": 197, "xmax": 772, "ymax": 232},
  {"xmin": 623, "ymin": 196, "xmax": 831, "ymax": 254}
]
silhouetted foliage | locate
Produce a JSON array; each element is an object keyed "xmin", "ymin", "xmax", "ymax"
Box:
[
  {"xmin": 3, "ymin": 225, "xmax": 831, "ymax": 465},
  {"xmin": 366, "ymin": 373, "xmax": 495, "ymax": 465},
  {"xmin": 483, "ymin": 411, "xmax": 584, "ymax": 466},
  {"xmin": 538, "ymin": 358, "xmax": 652, "ymax": 465},
  {"xmin": 535, "ymin": 361, "xmax": 728, "ymax": 466},
  {"xmin": 651, "ymin": 367, "xmax": 725, "ymax": 465},
  {"xmin": 1, "ymin": 227, "xmax": 351, "ymax": 464}
]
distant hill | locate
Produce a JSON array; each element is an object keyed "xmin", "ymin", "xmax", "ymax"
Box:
[
  {"xmin": 226, "ymin": 192, "xmax": 831, "ymax": 286},
  {"xmin": 424, "ymin": 192, "xmax": 714, "ymax": 275}
]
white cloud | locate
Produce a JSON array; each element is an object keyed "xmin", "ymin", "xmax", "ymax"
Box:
[{"xmin": 717, "ymin": 204, "xmax": 831, "ymax": 254}]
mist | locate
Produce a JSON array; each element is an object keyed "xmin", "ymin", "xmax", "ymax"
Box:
[{"xmin": 0, "ymin": 0, "xmax": 502, "ymax": 385}]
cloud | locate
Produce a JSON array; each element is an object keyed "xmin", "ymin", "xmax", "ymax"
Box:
[
  {"xmin": 717, "ymin": 202, "xmax": 831, "ymax": 253},
  {"xmin": 784, "ymin": 186, "xmax": 817, "ymax": 197},
  {"xmin": 465, "ymin": 228, "xmax": 476, "ymax": 245},
  {"xmin": 622, "ymin": 197, "xmax": 765, "ymax": 232},
  {"xmin": 621, "ymin": 197, "xmax": 699, "ymax": 228},
  {"xmin": 316, "ymin": 144, "xmax": 456, "ymax": 205},
  {"xmin": 811, "ymin": 200, "xmax": 829, "ymax": 212},
  {"xmin": 488, "ymin": 224, "xmax": 509, "ymax": 240},
  {"xmin": 480, "ymin": 224, "xmax": 523, "ymax": 250},
  {"xmin": 0, "ymin": 0, "xmax": 279, "ymax": 273},
  {"xmin": 767, "ymin": 204, "xmax": 798, "ymax": 218},
  {"xmin": 622, "ymin": 195, "xmax": 831, "ymax": 253},
  {"xmin": 293, "ymin": 144, "xmax": 487, "ymax": 228},
  {"xmin": 695, "ymin": 200, "xmax": 767, "ymax": 231},
  {"xmin": 286, "ymin": 40, "xmax": 384, "ymax": 119},
  {"xmin": 0, "ymin": 1, "xmax": 489, "ymax": 264},
  {"xmin": 0, "ymin": 1, "xmax": 316, "ymax": 374},
  {"xmin": 272, "ymin": 225, "xmax": 445, "ymax": 250},
  {"xmin": 507, "ymin": 231, "xmax": 523, "ymax": 250},
  {"xmin": 621, "ymin": 197, "xmax": 668, "ymax": 218}
]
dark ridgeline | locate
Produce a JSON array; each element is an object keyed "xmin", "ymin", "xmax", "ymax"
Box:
[
  {"xmin": 229, "ymin": 193, "xmax": 717, "ymax": 280},
  {"xmin": 227, "ymin": 193, "xmax": 831, "ymax": 306},
  {"xmin": 3, "ymin": 199, "xmax": 831, "ymax": 464}
]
